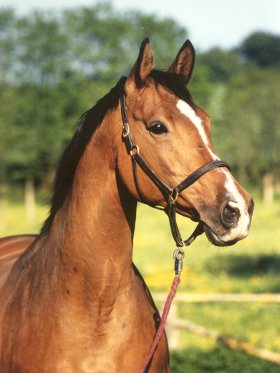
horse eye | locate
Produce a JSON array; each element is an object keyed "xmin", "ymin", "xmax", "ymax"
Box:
[{"xmin": 149, "ymin": 121, "xmax": 168, "ymax": 135}]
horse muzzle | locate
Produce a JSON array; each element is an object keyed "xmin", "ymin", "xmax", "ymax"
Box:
[{"xmin": 202, "ymin": 198, "xmax": 254, "ymax": 247}]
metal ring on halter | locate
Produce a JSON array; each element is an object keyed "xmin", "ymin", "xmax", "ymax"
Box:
[
  {"xmin": 130, "ymin": 145, "xmax": 140, "ymax": 156},
  {"xmin": 173, "ymin": 247, "xmax": 185, "ymax": 261},
  {"xmin": 122, "ymin": 123, "xmax": 130, "ymax": 137}
]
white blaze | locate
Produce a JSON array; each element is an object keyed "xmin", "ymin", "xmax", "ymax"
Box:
[
  {"xmin": 176, "ymin": 99, "xmax": 250, "ymax": 241},
  {"xmin": 176, "ymin": 100, "xmax": 219, "ymax": 161},
  {"xmin": 222, "ymin": 171, "xmax": 251, "ymax": 239}
]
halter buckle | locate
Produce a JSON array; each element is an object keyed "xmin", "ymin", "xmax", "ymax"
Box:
[
  {"xmin": 168, "ymin": 190, "xmax": 178, "ymax": 205},
  {"xmin": 129, "ymin": 145, "xmax": 140, "ymax": 156}
]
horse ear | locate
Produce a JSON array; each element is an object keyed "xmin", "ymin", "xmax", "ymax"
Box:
[
  {"xmin": 168, "ymin": 40, "xmax": 195, "ymax": 84},
  {"xmin": 125, "ymin": 38, "xmax": 153, "ymax": 92}
]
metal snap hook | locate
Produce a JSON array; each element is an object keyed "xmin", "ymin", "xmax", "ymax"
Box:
[{"xmin": 173, "ymin": 247, "xmax": 185, "ymax": 276}]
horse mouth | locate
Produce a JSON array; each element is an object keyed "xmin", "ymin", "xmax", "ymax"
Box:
[
  {"xmin": 175, "ymin": 204, "xmax": 239, "ymax": 247},
  {"xmin": 203, "ymin": 223, "xmax": 238, "ymax": 247}
]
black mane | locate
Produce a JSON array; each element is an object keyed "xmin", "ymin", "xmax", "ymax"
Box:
[
  {"xmin": 41, "ymin": 70, "xmax": 193, "ymax": 233},
  {"xmin": 150, "ymin": 70, "xmax": 194, "ymax": 105}
]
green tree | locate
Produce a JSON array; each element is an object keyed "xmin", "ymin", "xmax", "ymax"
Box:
[
  {"xmin": 214, "ymin": 64, "xmax": 280, "ymax": 201},
  {"xmin": 240, "ymin": 32, "xmax": 280, "ymax": 68},
  {"xmin": 0, "ymin": 8, "xmax": 17, "ymax": 84},
  {"xmin": 63, "ymin": 3, "xmax": 188, "ymax": 99},
  {"xmin": 15, "ymin": 11, "xmax": 69, "ymax": 85},
  {"xmin": 199, "ymin": 48, "xmax": 242, "ymax": 83}
]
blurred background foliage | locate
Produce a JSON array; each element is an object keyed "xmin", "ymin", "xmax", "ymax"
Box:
[{"xmin": 0, "ymin": 2, "xmax": 279, "ymax": 206}]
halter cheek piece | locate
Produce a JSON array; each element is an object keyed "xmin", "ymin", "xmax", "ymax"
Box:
[{"xmin": 120, "ymin": 94, "xmax": 230, "ymax": 248}]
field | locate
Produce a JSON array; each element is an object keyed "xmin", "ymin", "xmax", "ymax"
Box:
[{"xmin": 1, "ymin": 196, "xmax": 280, "ymax": 372}]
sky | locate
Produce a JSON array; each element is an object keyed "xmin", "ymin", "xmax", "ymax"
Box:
[{"xmin": 0, "ymin": 0, "xmax": 279, "ymax": 51}]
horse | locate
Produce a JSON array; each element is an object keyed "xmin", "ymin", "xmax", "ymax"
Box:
[{"xmin": 0, "ymin": 39, "xmax": 253, "ymax": 372}]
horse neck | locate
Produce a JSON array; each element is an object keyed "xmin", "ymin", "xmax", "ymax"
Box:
[{"xmin": 47, "ymin": 108, "xmax": 137, "ymax": 301}]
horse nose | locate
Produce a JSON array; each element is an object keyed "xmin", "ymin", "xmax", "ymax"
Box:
[{"xmin": 220, "ymin": 201, "xmax": 240, "ymax": 229}]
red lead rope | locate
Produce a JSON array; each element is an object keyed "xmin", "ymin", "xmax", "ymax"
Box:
[{"xmin": 139, "ymin": 275, "xmax": 181, "ymax": 373}]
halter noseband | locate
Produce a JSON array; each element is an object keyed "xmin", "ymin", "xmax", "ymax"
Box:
[{"xmin": 120, "ymin": 94, "xmax": 230, "ymax": 247}]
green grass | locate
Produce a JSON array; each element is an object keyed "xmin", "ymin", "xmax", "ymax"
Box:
[
  {"xmin": 177, "ymin": 302, "xmax": 280, "ymax": 352},
  {"xmin": 1, "ymin": 197, "xmax": 280, "ymax": 371},
  {"xmin": 170, "ymin": 346, "xmax": 280, "ymax": 373},
  {"xmin": 0, "ymin": 200, "xmax": 47, "ymax": 236}
]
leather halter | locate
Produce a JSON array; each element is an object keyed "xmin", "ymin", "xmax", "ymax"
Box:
[{"xmin": 120, "ymin": 94, "xmax": 230, "ymax": 247}]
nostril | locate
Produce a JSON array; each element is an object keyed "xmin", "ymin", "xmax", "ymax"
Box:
[
  {"xmin": 220, "ymin": 201, "xmax": 240, "ymax": 229},
  {"xmin": 248, "ymin": 199, "xmax": 254, "ymax": 216}
]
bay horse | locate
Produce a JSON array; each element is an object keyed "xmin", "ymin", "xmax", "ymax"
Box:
[{"xmin": 0, "ymin": 39, "xmax": 253, "ymax": 372}]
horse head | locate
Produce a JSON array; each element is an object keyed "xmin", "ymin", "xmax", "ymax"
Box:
[{"xmin": 117, "ymin": 38, "xmax": 254, "ymax": 247}]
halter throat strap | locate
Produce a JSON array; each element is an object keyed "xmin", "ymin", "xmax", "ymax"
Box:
[{"xmin": 120, "ymin": 94, "xmax": 230, "ymax": 247}]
